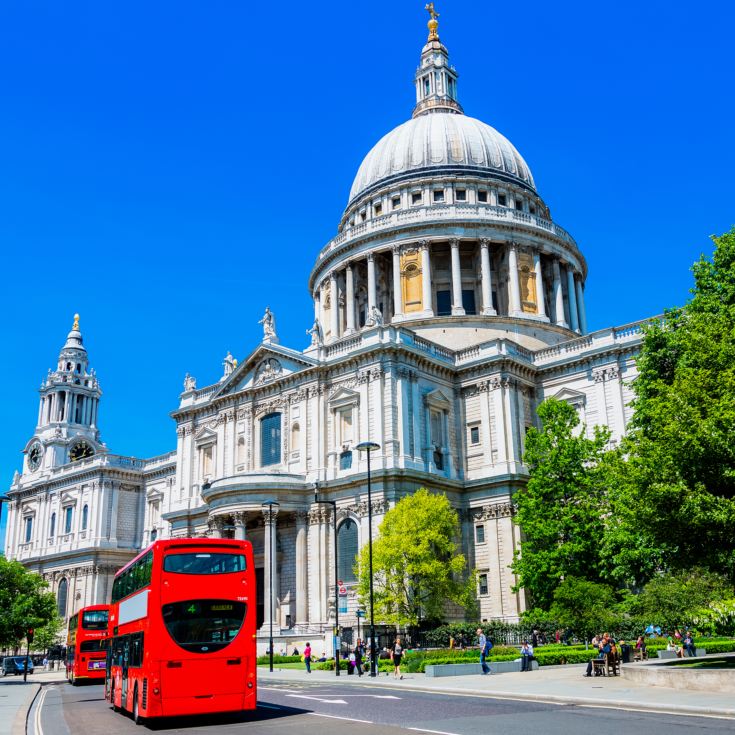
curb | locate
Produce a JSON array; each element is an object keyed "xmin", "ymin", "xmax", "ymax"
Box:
[
  {"xmin": 259, "ymin": 670, "xmax": 735, "ymax": 719},
  {"xmin": 9, "ymin": 683, "xmax": 39, "ymax": 735}
]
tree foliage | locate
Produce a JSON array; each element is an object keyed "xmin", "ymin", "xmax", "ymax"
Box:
[
  {"xmin": 32, "ymin": 616, "xmax": 65, "ymax": 652},
  {"xmin": 605, "ymin": 228, "xmax": 735, "ymax": 582},
  {"xmin": 548, "ymin": 577, "xmax": 619, "ymax": 641},
  {"xmin": 356, "ymin": 488, "xmax": 475, "ymax": 628},
  {"xmin": 0, "ymin": 559, "xmax": 57, "ymax": 649},
  {"xmin": 511, "ymin": 398, "xmax": 611, "ymax": 609}
]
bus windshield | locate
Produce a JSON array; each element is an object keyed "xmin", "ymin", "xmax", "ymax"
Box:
[
  {"xmin": 163, "ymin": 553, "xmax": 246, "ymax": 575},
  {"xmin": 162, "ymin": 599, "xmax": 246, "ymax": 653},
  {"xmin": 82, "ymin": 610, "xmax": 109, "ymax": 630}
]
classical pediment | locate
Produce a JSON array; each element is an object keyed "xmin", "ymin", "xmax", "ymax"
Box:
[
  {"xmin": 551, "ymin": 387, "xmax": 587, "ymax": 406},
  {"xmin": 213, "ymin": 344, "xmax": 317, "ymax": 398},
  {"xmin": 328, "ymin": 386, "xmax": 360, "ymax": 408},
  {"xmin": 194, "ymin": 426, "xmax": 218, "ymax": 445},
  {"xmin": 424, "ymin": 387, "xmax": 452, "ymax": 409}
]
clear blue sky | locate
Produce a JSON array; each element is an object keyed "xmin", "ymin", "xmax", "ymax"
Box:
[{"xmin": 1, "ymin": 1, "xmax": 733, "ymax": 545}]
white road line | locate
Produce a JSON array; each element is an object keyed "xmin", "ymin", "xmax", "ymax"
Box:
[
  {"xmin": 335, "ymin": 694, "xmax": 401, "ymax": 699},
  {"xmin": 407, "ymin": 729, "xmax": 462, "ymax": 735},
  {"xmin": 259, "ymin": 687, "xmax": 303, "ymax": 693},
  {"xmin": 34, "ymin": 687, "xmax": 48, "ymax": 735},
  {"xmin": 576, "ymin": 704, "xmax": 735, "ymax": 720},
  {"xmin": 286, "ymin": 694, "xmax": 347, "ymax": 704},
  {"xmin": 307, "ymin": 713, "xmax": 373, "ymax": 724}
]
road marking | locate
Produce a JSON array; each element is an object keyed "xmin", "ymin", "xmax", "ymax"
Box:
[
  {"xmin": 336, "ymin": 694, "xmax": 401, "ymax": 699},
  {"xmin": 260, "ymin": 687, "xmax": 304, "ymax": 693},
  {"xmin": 258, "ymin": 703, "xmax": 285, "ymax": 710},
  {"xmin": 34, "ymin": 687, "xmax": 48, "ymax": 735},
  {"xmin": 407, "ymin": 729, "xmax": 462, "ymax": 735},
  {"xmin": 286, "ymin": 694, "xmax": 347, "ymax": 704},
  {"xmin": 576, "ymin": 704, "xmax": 735, "ymax": 720},
  {"xmin": 307, "ymin": 713, "xmax": 373, "ymax": 724}
]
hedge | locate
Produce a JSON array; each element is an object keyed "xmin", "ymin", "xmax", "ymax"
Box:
[{"xmin": 256, "ymin": 655, "xmax": 301, "ymax": 665}]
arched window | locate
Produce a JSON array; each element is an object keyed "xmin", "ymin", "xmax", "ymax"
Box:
[
  {"xmin": 337, "ymin": 518, "xmax": 359, "ymax": 583},
  {"xmin": 57, "ymin": 578, "xmax": 68, "ymax": 617},
  {"xmin": 291, "ymin": 423, "xmax": 300, "ymax": 455},
  {"xmin": 82, "ymin": 504, "xmax": 88, "ymax": 530},
  {"xmin": 237, "ymin": 436, "xmax": 246, "ymax": 466},
  {"xmin": 261, "ymin": 413, "xmax": 281, "ymax": 466},
  {"xmin": 50, "ymin": 512, "xmax": 56, "ymax": 538},
  {"xmin": 64, "ymin": 506, "xmax": 73, "ymax": 534}
]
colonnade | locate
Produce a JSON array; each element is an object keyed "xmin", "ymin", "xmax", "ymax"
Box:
[
  {"xmin": 38, "ymin": 390, "xmax": 99, "ymax": 427},
  {"xmin": 314, "ymin": 239, "xmax": 587, "ymax": 342}
]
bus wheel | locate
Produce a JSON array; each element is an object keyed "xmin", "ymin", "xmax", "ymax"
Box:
[{"xmin": 132, "ymin": 687, "xmax": 143, "ymax": 726}]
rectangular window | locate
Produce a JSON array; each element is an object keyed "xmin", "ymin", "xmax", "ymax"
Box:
[
  {"xmin": 360, "ymin": 211, "xmax": 366, "ymax": 222},
  {"xmin": 479, "ymin": 573, "xmax": 489, "ymax": 595},
  {"xmin": 462, "ymin": 289, "xmax": 477, "ymax": 315},
  {"xmin": 339, "ymin": 450, "xmax": 353, "ymax": 470},
  {"xmin": 498, "ymin": 193, "xmax": 507, "ymax": 206},
  {"xmin": 64, "ymin": 506, "xmax": 73, "ymax": 534},
  {"xmin": 470, "ymin": 426, "xmax": 480, "ymax": 445},
  {"xmin": 82, "ymin": 609, "xmax": 109, "ymax": 630},
  {"xmin": 392, "ymin": 196, "xmax": 401, "ymax": 209},
  {"xmin": 436, "ymin": 290, "xmax": 452, "ymax": 316},
  {"xmin": 24, "ymin": 517, "xmax": 33, "ymax": 543},
  {"xmin": 455, "ymin": 189, "xmax": 466, "ymax": 201},
  {"xmin": 515, "ymin": 199, "xmax": 523, "ymax": 210},
  {"xmin": 374, "ymin": 203, "xmax": 382, "ymax": 216},
  {"xmin": 478, "ymin": 190, "xmax": 488, "ymax": 203},
  {"xmin": 475, "ymin": 524, "xmax": 485, "ymax": 543},
  {"xmin": 411, "ymin": 192, "xmax": 422, "ymax": 205},
  {"xmin": 338, "ymin": 408, "xmax": 354, "ymax": 445},
  {"xmin": 261, "ymin": 413, "xmax": 282, "ymax": 466},
  {"xmin": 529, "ymin": 205, "xmax": 536, "ymax": 214},
  {"xmin": 433, "ymin": 190, "xmax": 445, "ymax": 203}
]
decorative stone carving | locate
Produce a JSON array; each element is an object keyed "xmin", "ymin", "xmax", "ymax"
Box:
[
  {"xmin": 365, "ymin": 305, "xmax": 383, "ymax": 327},
  {"xmin": 258, "ymin": 307, "xmax": 278, "ymax": 344},
  {"xmin": 183, "ymin": 373, "xmax": 197, "ymax": 391},
  {"xmin": 223, "ymin": 351, "xmax": 236, "ymax": 379},
  {"xmin": 306, "ymin": 318, "xmax": 324, "ymax": 347},
  {"xmin": 469, "ymin": 502, "xmax": 515, "ymax": 521},
  {"xmin": 255, "ymin": 358, "xmax": 283, "ymax": 386}
]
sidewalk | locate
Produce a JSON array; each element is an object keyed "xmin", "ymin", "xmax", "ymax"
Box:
[
  {"xmin": 257, "ymin": 660, "xmax": 735, "ymax": 718},
  {"xmin": 0, "ymin": 671, "xmax": 66, "ymax": 735}
]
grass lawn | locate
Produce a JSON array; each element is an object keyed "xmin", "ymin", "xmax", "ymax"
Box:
[{"xmin": 677, "ymin": 657, "xmax": 735, "ymax": 669}]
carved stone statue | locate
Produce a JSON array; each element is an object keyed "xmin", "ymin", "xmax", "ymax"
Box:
[
  {"xmin": 366, "ymin": 305, "xmax": 384, "ymax": 327},
  {"xmin": 259, "ymin": 307, "xmax": 278, "ymax": 343},
  {"xmin": 222, "ymin": 351, "xmax": 236, "ymax": 378},
  {"xmin": 306, "ymin": 318, "xmax": 324, "ymax": 347},
  {"xmin": 183, "ymin": 373, "xmax": 197, "ymax": 391}
]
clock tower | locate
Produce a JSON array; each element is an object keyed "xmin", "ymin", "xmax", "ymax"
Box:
[{"xmin": 23, "ymin": 314, "xmax": 104, "ymax": 475}]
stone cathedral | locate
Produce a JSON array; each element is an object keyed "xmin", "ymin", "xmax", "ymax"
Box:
[{"xmin": 4, "ymin": 11, "xmax": 645, "ymax": 650}]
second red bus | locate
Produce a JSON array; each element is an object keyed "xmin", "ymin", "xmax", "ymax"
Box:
[{"xmin": 66, "ymin": 604, "xmax": 110, "ymax": 685}]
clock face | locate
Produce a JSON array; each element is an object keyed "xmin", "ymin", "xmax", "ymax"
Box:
[
  {"xmin": 69, "ymin": 441, "xmax": 94, "ymax": 462},
  {"xmin": 28, "ymin": 443, "xmax": 43, "ymax": 471}
]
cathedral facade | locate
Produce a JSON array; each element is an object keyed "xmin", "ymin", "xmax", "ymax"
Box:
[{"xmin": 4, "ymin": 14, "xmax": 645, "ymax": 648}]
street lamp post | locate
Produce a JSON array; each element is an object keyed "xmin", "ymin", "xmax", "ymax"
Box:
[
  {"xmin": 314, "ymin": 485, "xmax": 340, "ymax": 676},
  {"xmin": 261, "ymin": 500, "xmax": 280, "ymax": 673},
  {"xmin": 356, "ymin": 440, "xmax": 380, "ymax": 677}
]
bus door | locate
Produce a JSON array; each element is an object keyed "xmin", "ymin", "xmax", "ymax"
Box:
[{"xmin": 121, "ymin": 637, "xmax": 130, "ymax": 705}]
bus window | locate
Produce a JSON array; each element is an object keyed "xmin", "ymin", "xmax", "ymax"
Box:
[
  {"xmin": 161, "ymin": 600, "xmax": 246, "ymax": 653},
  {"xmin": 79, "ymin": 639, "xmax": 106, "ymax": 653},
  {"xmin": 163, "ymin": 553, "xmax": 246, "ymax": 575},
  {"xmin": 82, "ymin": 609, "xmax": 109, "ymax": 629}
]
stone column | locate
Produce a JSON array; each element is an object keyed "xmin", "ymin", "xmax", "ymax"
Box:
[
  {"xmin": 367, "ymin": 253, "xmax": 377, "ymax": 312},
  {"xmin": 329, "ymin": 272, "xmax": 340, "ymax": 341},
  {"xmin": 345, "ymin": 264, "xmax": 356, "ymax": 335},
  {"xmin": 262, "ymin": 505, "xmax": 279, "ymax": 627},
  {"xmin": 233, "ymin": 512, "xmax": 247, "ymax": 540},
  {"xmin": 508, "ymin": 244, "xmax": 522, "ymax": 316},
  {"xmin": 575, "ymin": 277, "xmax": 588, "ymax": 334},
  {"xmin": 420, "ymin": 240, "xmax": 434, "ymax": 316},
  {"xmin": 313, "ymin": 290, "xmax": 320, "ymax": 322},
  {"xmin": 552, "ymin": 259, "xmax": 567, "ymax": 327},
  {"xmin": 533, "ymin": 251, "xmax": 548, "ymax": 319},
  {"xmin": 480, "ymin": 239, "xmax": 496, "ymax": 315},
  {"xmin": 295, "ymin": 511, "xmax": 309, "ymax": 627},
  {"xmin": 450, "ymin": 239, "xmax": 465, "ymax": 315},
  {"xmin": 392, "ymin": 245, "xmax": 403, "ymax": 320},
  {"xmin": 566, "ymin": 265, "xmax": 580, "ymax": 332}
]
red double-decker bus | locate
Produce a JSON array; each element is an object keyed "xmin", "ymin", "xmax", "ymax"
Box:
[
  {"xmin": 66, "ymin": 604, "xmax": 110, "ymax": 685},
  {"xmin": 106, "ymin": 538, "xmax": 256, "ymax": 724}
]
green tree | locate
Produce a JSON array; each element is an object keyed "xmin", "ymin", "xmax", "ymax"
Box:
[
  {"xmin": 511, "ymin": 398, "xmax": 611, "ymax": 609},
  {"xmin": 607, "ymin": 228, "xmax": 735, "ymax": 582},
  {"xmin": 631, "ymin": 568, "xmax": 733, "ymax": 628},
  {"xmin": 32, "ymin": 616, "xmax": 65, "ymax": 652},
  {"xmin": 548, "ymin": 577, "xmax": 619, "ymax": 641},
  {"xmin": 0, "ymin": 559, "xmax": 57, "ymax": 650},
  {"xmin": 356, "ymin": 488, "xmax": 475, "ymax": 628}
]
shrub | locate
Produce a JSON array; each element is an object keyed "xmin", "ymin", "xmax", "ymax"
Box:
[{"xmin": 256, "ymin": 655, "xmax": 301, "ymax": 665}]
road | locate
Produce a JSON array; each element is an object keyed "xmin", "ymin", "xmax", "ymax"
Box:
[{"xmin": 28, "ymin": 677, "xmax": 734, "ymax": 735}]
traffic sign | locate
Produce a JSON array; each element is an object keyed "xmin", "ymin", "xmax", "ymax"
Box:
[{"xmin": 338, "ymin": 585, "xmax": 347, "ymax": 596}]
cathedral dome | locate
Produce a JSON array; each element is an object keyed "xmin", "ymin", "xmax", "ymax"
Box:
[{"xmin": 348, "ymin": 113, "xmax": 535, "ymax": 204}]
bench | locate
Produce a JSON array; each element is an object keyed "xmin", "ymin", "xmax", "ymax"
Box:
[
  {"xmin": 656, "ymin": 648, "xmax": 706, "ymax": 659},
  {"xmin": 632, "ymin": 649, "xmax": 648, "ymax": 662},
  {"xmin": 590, "ymin": 654, "xmax": 620, "ymax": 676}
]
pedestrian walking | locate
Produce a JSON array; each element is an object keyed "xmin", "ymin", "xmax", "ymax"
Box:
[
  {"xmin": 304, "ymin": 642, "xmax": 312, "ymax": 674},
  {"xmin": 477, "ymin": 628, "xmax": 491, "ymax": 674},
  {"xmin": 391, "ymin": 637, "xmax": 404, "ymax": 679},
  {"xmin": 354, "ymin": 638, "xmax": 365, "ymax": 676}
]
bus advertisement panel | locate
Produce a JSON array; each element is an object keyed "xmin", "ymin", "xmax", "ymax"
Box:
[
  {"xmin": 66, "ymin": 604, "xmax": 110, "ymax": 685},
  {"xmin": 106, "ymin": 539, "xmax": 256, "ymax": 723}
]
